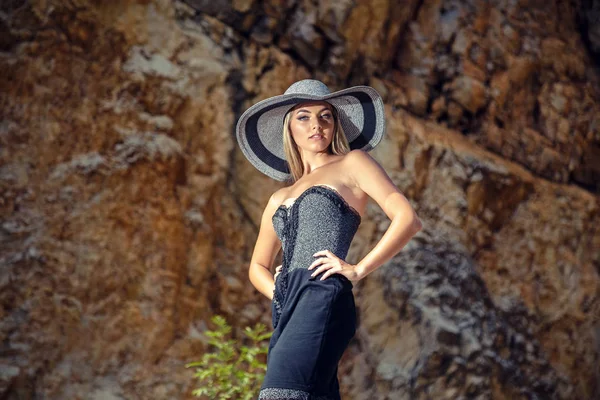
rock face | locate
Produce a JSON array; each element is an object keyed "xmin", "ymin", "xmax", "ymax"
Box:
[
  {"xmin": 346, "ymin": 113, "xmax": 599, "ymax": 399},
  {"xmin": 0, "ymin": 1, "xmax": 598, "ymax": 399}
]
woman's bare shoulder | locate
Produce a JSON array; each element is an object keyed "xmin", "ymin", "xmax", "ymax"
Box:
[
  {"xmin": 268, "ymin": 185, "xmax": 292, "ymax": 209},
  {"xmin": 342, "ymin": 149, "xmax": 371, "ymax": 163},
  {"xmin": 338, "ymin": 149, "xmax": 378, "ymax": 179}
]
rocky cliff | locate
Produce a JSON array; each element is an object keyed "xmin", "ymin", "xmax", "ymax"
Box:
[{"xmin": 1, "ymin": 0, "xmax": 599, "ymax": 399}]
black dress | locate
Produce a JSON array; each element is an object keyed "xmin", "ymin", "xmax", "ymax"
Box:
[{"xmin": 259, "ymin": 185, "xmax": 361, "ymax": 400}]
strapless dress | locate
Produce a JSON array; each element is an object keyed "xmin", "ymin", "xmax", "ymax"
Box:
[{"xmin": 258, "ymin": 185, "xmax": 361, "ymax": 400}]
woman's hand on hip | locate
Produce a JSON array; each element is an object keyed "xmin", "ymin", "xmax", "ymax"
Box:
[{"xmin": 309, "ymin": 250, "xmax": 360, "ymax": 283}]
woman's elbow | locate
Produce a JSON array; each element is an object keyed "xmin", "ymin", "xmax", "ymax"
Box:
[
  {"xmin": 248, "ymin": 262, "xmax": 268, "ymax": 282},
  {"xmin": 411, "ymin": 213, "xmax": 423, "ymax": 233},
  {"xmin": 394, "ymin": 211, "xmax": 422, "ymax": 234},
  {"xmin": 248, "ymin": 262, "xmax": 260, "ymax": 283}
]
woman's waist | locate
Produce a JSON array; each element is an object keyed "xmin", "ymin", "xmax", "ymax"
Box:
[
  {"xmin": 286, "ymin": 249, "xmax": 350, "ymax": 271},
  {"xmin": 282, "ymin": 266, "xmax": 354, "ymax": 290}
]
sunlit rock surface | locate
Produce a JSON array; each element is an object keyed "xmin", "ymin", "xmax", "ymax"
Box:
[{"xmin": 1, "ymin": 0, "xmax": 598, "ymax": 399}]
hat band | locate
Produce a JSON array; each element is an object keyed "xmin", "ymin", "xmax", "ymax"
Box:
[
  {"xmin": 246, "ymin": 92, "xmax": 377, "ymax": 175},
  {"xmin": 346, "ymin": 91, "xmax": 376, "ymax": 150}
]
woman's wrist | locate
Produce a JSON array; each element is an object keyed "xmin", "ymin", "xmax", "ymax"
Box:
[{"xmin": 354, "ymin": 263, "xmax": 368, "ymax": 281}]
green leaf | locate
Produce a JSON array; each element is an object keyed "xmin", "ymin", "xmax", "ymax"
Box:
[{"xmin": 187, "ymin": 314, "xmax": 272, "ymax": 399}]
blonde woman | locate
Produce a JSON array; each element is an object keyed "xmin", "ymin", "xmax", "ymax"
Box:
[{"xmin": 236, "ymin": 79, "xmax": 422, "ymax": 399}]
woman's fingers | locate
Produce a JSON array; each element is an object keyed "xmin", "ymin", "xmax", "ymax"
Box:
[
  {"xmin": 310, "ymin": 249, "xmax": 355, "ymax": 281},
  {"xmin": 312, "ymin": 266, "xmax": 337, "ymax": 279},
  {"xmin": 309, "ymin": 250, "xmax": 339, "ymax": 270},
  {"xmin": 274, "ymin": 264, "xmax": 282, "ymax": 280},
  {"xmin": 313, "ymin": 249, "xmax": 333, "ymax": 259},
  {"xmin": 308, "ymin": 256, "xmax": 329, "ymax": 270},
  {"xmin": 310, "ymin": 261, "xmax": 341, "ymax": 278},
  {"xmin": 319, "ymin": 266, "xmax": 346, "ymax": 281},
  {"xmin": 309, "ymin": 251, "xmax": 336, "ymax": 276},
  {"xmin": 310, "ymin": 263, "xmax": 329, "ymax": 277}
]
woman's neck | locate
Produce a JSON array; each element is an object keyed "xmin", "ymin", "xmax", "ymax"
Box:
[{"xmin": 301, "ymin": 153, "xmax": 339, "ymax": 175}]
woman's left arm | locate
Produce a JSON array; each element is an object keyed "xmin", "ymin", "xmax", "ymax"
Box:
[
  {"xmin": 347, "ymin": 149, "xmax": 422, "ymax": 280},
  {"xmin": 309, "ymin": 149, "xmax": 422, "ymax": 282}
]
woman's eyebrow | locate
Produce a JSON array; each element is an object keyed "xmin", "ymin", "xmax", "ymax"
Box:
[{"xmin": 296, "ymin": 107, "xmax": 332, "ymax": 114}]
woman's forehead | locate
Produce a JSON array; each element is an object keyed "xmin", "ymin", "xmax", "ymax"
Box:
[{"xmin": 291, "ymin": 101, "xmax": 332, "ymax": 112}]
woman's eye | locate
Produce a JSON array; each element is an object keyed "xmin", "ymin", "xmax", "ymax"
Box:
[
  {"xmin": 297, "ymin": 116, "xmax": 308, "ymax": 121},
  {"xmin": 321, "ymin": 114, "xmax": 332, "ymax": 120}
]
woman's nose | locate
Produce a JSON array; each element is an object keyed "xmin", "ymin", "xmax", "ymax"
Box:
[{"xmin": 312, "ymin": 119, "xmax": 323, "ymax": 131}]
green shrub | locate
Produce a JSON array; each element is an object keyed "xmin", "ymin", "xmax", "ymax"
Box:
[{"xmin": 186, "ymin": 315, "xmax": 272, "ymax": 399}]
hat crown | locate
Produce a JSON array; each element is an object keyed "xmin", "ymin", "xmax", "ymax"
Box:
[{"xmin": 284, "ymin": 79, "xmax": 331, "ymax": 96}]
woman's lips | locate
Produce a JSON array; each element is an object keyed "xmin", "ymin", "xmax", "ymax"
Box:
[{"xmin": 309, "ymin": 134, "xmax": 324, "ymax": 140}]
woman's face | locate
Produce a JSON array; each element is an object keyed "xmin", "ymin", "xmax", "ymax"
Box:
[{"xmin": 289, "ymin": 101, "xmax": 335, "ymax": 153}]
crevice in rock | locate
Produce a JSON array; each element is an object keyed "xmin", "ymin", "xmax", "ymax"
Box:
[
  {"xmin": 577, "ymin": 0, "xmax": 600, "ymax": 67},
  {"xmin": 391, "ymin": 0, "xmax": 425, "ymax": 71},
  {"xmin": 224, "ymin": 68, "xmax": 260, "ymax": 232}
]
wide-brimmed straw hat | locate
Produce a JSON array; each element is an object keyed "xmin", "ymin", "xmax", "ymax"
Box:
[{"xmin": 235, "ymin": 79, "xmax": 385, "ymax": 182}]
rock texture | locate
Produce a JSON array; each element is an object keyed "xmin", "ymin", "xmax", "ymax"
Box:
[
  {"xmin": 345, "ymin": 112, "xmax": 599, "ymax": 399},
  {"xmin": 0, "ymin": 0, "xmax": 598, "ymax": 399}
]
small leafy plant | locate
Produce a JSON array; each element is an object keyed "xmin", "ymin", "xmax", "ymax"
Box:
[{"xmin": 186, "ymin": 315, "xmax": 272, "ymax": 399}]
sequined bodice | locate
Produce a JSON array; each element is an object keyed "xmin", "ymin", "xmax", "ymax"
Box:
[
  {"xmin": 272, "ymin": 185, "xmax": 361, "ymax": 270},
  {"xmin": 270, "ymin": 185, "xmax": 361, "ymax": 315}
]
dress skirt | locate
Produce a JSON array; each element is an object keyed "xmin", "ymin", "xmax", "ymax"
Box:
[{"xmin": 258, "ymin": 268, "xmax": 357, "ymax": 400}]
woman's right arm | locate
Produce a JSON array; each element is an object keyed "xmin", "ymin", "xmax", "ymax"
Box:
[{"xmin": 248, "ymin": 193, "xmax": 283, "ymax": 300}]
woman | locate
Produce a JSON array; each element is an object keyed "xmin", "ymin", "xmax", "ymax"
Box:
[{"xmin": 236, "ymin": 79, "xmax": 422, "ymax": 400}]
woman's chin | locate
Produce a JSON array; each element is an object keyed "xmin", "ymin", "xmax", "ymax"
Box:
[{"xmin": 301, "ymin": 142, "xmax": 331, "ymax": 152}]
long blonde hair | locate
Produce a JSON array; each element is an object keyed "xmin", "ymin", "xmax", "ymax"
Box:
[{"xmin": 282, "ymin": 104, "xmax": 350, "ymax": 182}]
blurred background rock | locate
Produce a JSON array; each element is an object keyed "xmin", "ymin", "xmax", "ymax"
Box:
[{"xmin": 0, "ymin": 0, "xmax": 599, "ymax": 398}]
